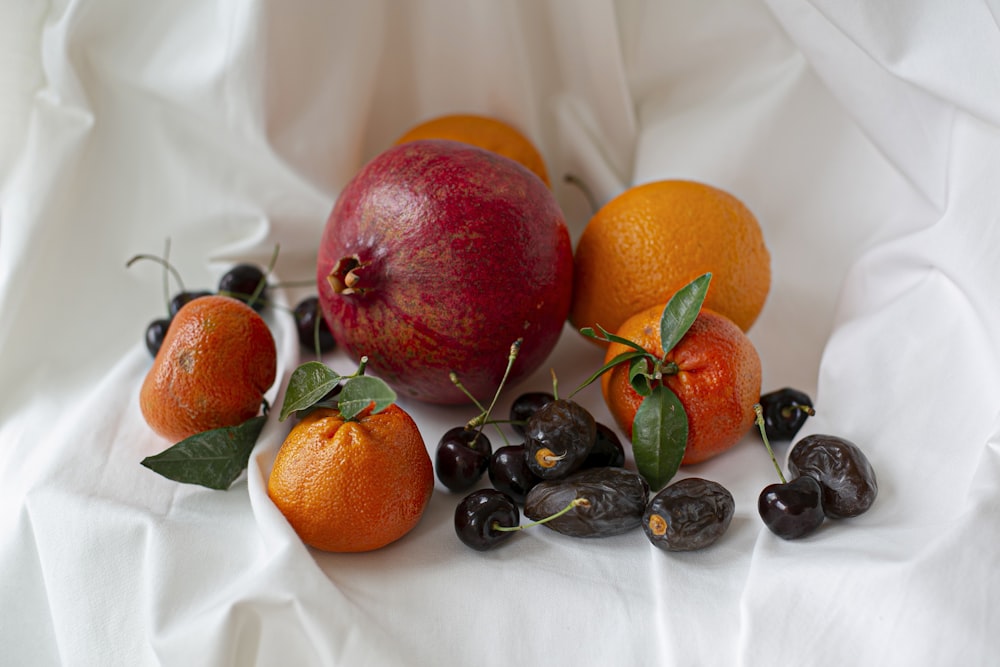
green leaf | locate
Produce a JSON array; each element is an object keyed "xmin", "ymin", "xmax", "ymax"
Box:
[
  {"xmin": 628, "ymin": 357, "xmax": 652, "ymax": 396},
  {"xmin": 659, "ymin": 272, "xmax": 712, "ymax": 356},
  {"xmin": 631, "ymin": 384, "xmax": 688, "ymax": 490},
  {"xmin": 338, "ymin": 375, "xmax": 397, "ymax": 421},
  {"xmin": 141, "ymin": 415, "xmax": 267, "ymax": 490},
  {"xmin": 279, "ymin": 361, "xmax": 343, "ymax": 421},
  {"xmin": 581, "ymin": 324, "xmax": 649, "ymax": 353},
  {"xmin": 569, "ymin": 349, "xmax": 649, "ymax": 397}
]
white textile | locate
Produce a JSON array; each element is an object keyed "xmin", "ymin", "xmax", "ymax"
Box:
[{"xmin": 1, "ymin": 1, "xmax": 998, "ymax": 665}]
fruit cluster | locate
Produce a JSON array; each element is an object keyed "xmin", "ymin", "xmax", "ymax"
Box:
[
  {"xmin": 129, "ymin": 250, "xmax": 335, "ymax": 358},
  {"xmin": 438, "ymin": 347, "xmax": 739, "ymax": 553}
]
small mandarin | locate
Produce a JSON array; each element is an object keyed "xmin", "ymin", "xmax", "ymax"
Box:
[
  {"xmin": 602, "ymin": 306, "xmax": 761, "ymax": 465},
  {"xmin": 571, "ymin": 180, "xmax": 770, "ymax": 341},
  {"xmin": 139, "ymin": 295, "xmax": 277, "ymax": 442},
  {"xmin": 267, "ymin": 405, "xmax": 434, "ymax": 553},
  {"xmin": 393, "ymin": 113, "xmax": 550, "ymax": 186}
]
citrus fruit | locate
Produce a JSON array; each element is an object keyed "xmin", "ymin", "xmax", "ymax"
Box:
[
  {"xmin": 570, "ymin": 180, "xmax": 770, "ymax": 340},
  {"xmin": 267, "ymin": 405, "xmax": 434, "ymax": 552},
  {"xmin": 601, "ymin": 305, "xmax": 761, "ymax": 465},
  {"xmin": 393, "ymin": 113, "xmax": 550, "ymax": 186},
  {"xmin": 139, "ymin": 295, "xmax": 277, "ymax": 442}
]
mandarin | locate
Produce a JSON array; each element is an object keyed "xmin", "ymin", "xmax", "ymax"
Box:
[
  {"xmin": 571, "ymin": 180, "xmax": 770, "ymax": 341},
  {"xmin": 267, "ymin": 405, "xmax": 434, "ymax": 553},
  {"xmin": 601, "ymin": 305, "xmax": 761, "ymax": 465},
  {"xmin": 393, "ymin": 113, "xmax": 550, "ymax": 186},
  {"xmin": 139, "ymin": 295, "xmax": 277, "ymax": 442}
]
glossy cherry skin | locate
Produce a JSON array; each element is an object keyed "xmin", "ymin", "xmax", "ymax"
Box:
[
  {"xmin": 758, "ymin": 387, "xmax": 814, "ymax": 441},
  {"xmin": 169, "ymin": 289, "xmax": 213, "ymax": 317},
  {"xmin": 145, "ymin": 318, "xmax": 171, "ymax": 357},
  {"xmin": 293, "ymin": 296, "xmax": 336, "ymax": 353},
  {"xmin": 509, "ymin": 391, "xmax": 554, "ymax": 436},
  {"xmin": 435, "ymin": 427, "xmax": 492, "ymax": 492},
  {"xmin": 789, "ymin": 434, "xmax": 877, "ymax": 518},
  {"xmin": 581, "ymin": 423, "xmax": 626, "ymax": 469},
  {"xmin": 454, "ymin": 489, "xmax": 520, "ymax": 551},
  {"xmin": 488, "ymin": 444, "xmax": 541, "ymax": 505},
  {"xmin": 758, "ymin": 475, "xmax": 825, "ymax": 540},
  {"xmin": 218, "ymin": 264, "xmax": 267, "ymax": 310}
]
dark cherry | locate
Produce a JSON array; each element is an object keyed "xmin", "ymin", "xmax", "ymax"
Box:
[
  {"xmin": 758, "ymin": 387, "xmax": 815, "ymax": 441},
  {"xmin": 169, "ymin": 289, "xmax": 213, "ymax": 316},
  {"xmin": 435, "ymin": 427, "xmax": 493, "ymax": 492},
  {"xmin": 145, "ymin": 318, "xmax": 171, "ymax": 357},
  {"xmin": 643, "ymin": 477, "xmax": 735, "ymax": 552},
  {"xmin": 218, "ymin": 263, "xmax": 267, "ymax": 310},
  {"xmin": 488, "ymin": 444, "xmax": 541, "ymax": 505},
  {"xmin": 581, "ymin": 423, "xmax": 626, "ymax": 469},
  {"xmin": 788, "ymin": 434, "xmax": 877, "ymax": 518},
  {"xmin": 524, "ymin": 467, "xmax": 650, "ymax": 538},
  {"xmin": 293, "ymin": 296, "xmax": 336, "ymax": 352},
  {"xmin": 523, "ymin": 399, "xmax": 596, "ymax": 480},
  {"xmin": 509, "ymin": 391, "xmax": 555, "ymax": 436},
  {"xmin": 758, "ymin": 475, "xmax": 825, "ymax": 540},
  {"xmin": 454, "ymin": 489, "xmax": 520, "ymax": 551}
]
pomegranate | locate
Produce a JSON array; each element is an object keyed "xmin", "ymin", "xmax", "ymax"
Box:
[{"xmin": 316, "ymin": 139, "xmax": 573, "ymax": 404}]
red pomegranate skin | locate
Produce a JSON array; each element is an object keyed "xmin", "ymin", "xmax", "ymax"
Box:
[{"xmin": 316, "ymin": 139, "xmax": 573, "ymax": 405}]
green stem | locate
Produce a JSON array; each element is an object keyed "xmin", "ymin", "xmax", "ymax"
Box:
[
  {"xmin": 754, "ymin": 403, "xmax": 786, "ymax": 484},
  {"xmin": 492, "ymin": 497, "xmax": 589, "ymax": 532},
  {"xmin": 247, "ymin": 244, "xmax": 280, "ymax": 309},
  {"xmin": 126, "ymin": 246, "xmax": 186, "ymax": 316}
]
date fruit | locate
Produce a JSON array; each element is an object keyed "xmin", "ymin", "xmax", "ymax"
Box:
[
  {"xmin": 523, "ymin": 399, "xmax": 597, "ymax": 480},
  {"xmin": 788, "ymin": 434, "xmax": 877, "ymax": 518},
  {"xmin": 643, "ymin": 477, "xmax": 735, "ymax": 552},
  {"xmin": 524, "ymin": 467, "xmax": 649, "ymax": 538}
]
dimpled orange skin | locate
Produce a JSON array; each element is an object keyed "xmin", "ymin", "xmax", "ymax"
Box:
[
  {"xmin": 139, "ymin": 295, "xmax": 277, "ymax": 442},
  {"xmin": 267, "ymin": 405, "xmax": 434, "ymax": 553},
  {"xmin": 601, "ymin": 306, "xmax": 762, "ymax": 465},
  {"xmin": 571, "ymin": 180, "xmax": 771, "ymax": 342},
  {"xmin": 393, "ymin": 113, "xmax": 551, "ymax": 187}
]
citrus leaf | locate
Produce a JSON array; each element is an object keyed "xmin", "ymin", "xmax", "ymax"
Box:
[
  {"xmin": 569, "ymin": 349, "xmax": 649, "ymax": 397},
  {"xmin": 659, "ymin": 272, "xmax": 712, "ymax": 356},
  {"xmin": 338, "ymin": 375, "xmax": 397, "ymax": 420},
  {"xmin": 279, "ymin": 361, "xmax": 343, "ymax": 421},
  {"xmin": 141, "ymin": 415, "xmax": 267, "ymax": 490},
  {"xmin": 628, "ymin": 357, "xmax": 653, "ymax": 396},
  {"xmin": 631, "ymin": 384, "xmax": 687, "ymax": 490},
  {"xmin": 581, "ymin": 324, "xmax": 649, "ymax": 353}
]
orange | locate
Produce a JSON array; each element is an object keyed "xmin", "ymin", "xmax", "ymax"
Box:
[
  {"xmin": 570, "ymin": 180, "xmax": 770, "ymax": 341},
  {"xmin": 267, "ymin": 405, "xmax": 434, "ymax": 552},
  {"xmin": 139, "ymin": 295, "xmax": 277, "ymax": 442},
  {"xmin": 601, "ymin": 306, "xmax": 761, "ymax": 465},
  {"xmin": 393, "ymin": 113, "xmax": 551, "ymax": 187}
]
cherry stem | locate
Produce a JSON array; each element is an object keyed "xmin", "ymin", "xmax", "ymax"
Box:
[
  {"xmin": 550, "ymin": 368, "xmax": 560, "ymax": 401},
  {"xmin": 753, "ymin": 403, "xmax": 786, "ymax": 484},
  {"xmin": 245, "ymin": 243, "xmax": 279, "ymax": 309},
  {"xmin": 126, "ymin": 245, "xmax": 187, "ymax": 316},
  {"xmin": 492, "ymin": 497, "xmax": 590, "ymax": 532}
]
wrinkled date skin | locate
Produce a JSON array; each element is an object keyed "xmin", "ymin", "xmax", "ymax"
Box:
[
  {"xmin": 524, "ymin": 467, "xmax": 650, "ymax": 537},
  {"xmin": 643, "ymin": 477, "xmax": 735, "ymax": 552},
  {"xmin": 524, "ymin": 400, "xmax": 597, "ymax": 480},
  {"xmin": 788, "ymin": 434, "xmax": 877, "ymax": 518}
]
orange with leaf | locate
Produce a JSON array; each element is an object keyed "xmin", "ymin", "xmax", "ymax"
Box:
[
  {"xmin": 267, "ymin": 360, "xmax": 434, "ymax": 552},
  {"xmin": 580, "ymin": 273, "xmax": 761, "ymax": 488}
]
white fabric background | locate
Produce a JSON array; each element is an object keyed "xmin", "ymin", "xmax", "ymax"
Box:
[{"xmin": 1, "ymin": 1, "xmax": 997, "ymax": 665}]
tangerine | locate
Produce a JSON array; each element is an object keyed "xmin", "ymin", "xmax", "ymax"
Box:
[
  {"xmin": 393, "ymin": 113, "xmax": 551, "ymax": 186},
  {"xmin": 570, "ymin": 180, "xmax": 770, "ymax": 340},
  {"xmin": 601, "ymin": 306, "xmax": 761, "ymax": 465},
  {"xmin": 267, "ymin": 405, "xmax": 434, "ymax": 552},
  {"xmin": 139, "ymin": 295, "xmax": 277, "ymax": 442}
]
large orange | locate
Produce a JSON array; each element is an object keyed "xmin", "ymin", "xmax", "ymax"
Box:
[
  {"xmin": 571, "ymin": 180, "xmax": 770, "ymax": 341},
  {"xmin": 139, "ymin": 295, "xmax": 277, "ymax": 442},
  {"xmin": 267, "ymin": 405, "xmax": 434, "ymax": 552},
  {"xmin": 393, "ymin": 113, "xmax": 550, "ymax": 187},
  {"xmin": 601, "ymin": 306, "xmax": 761, "ymax": 465}
]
